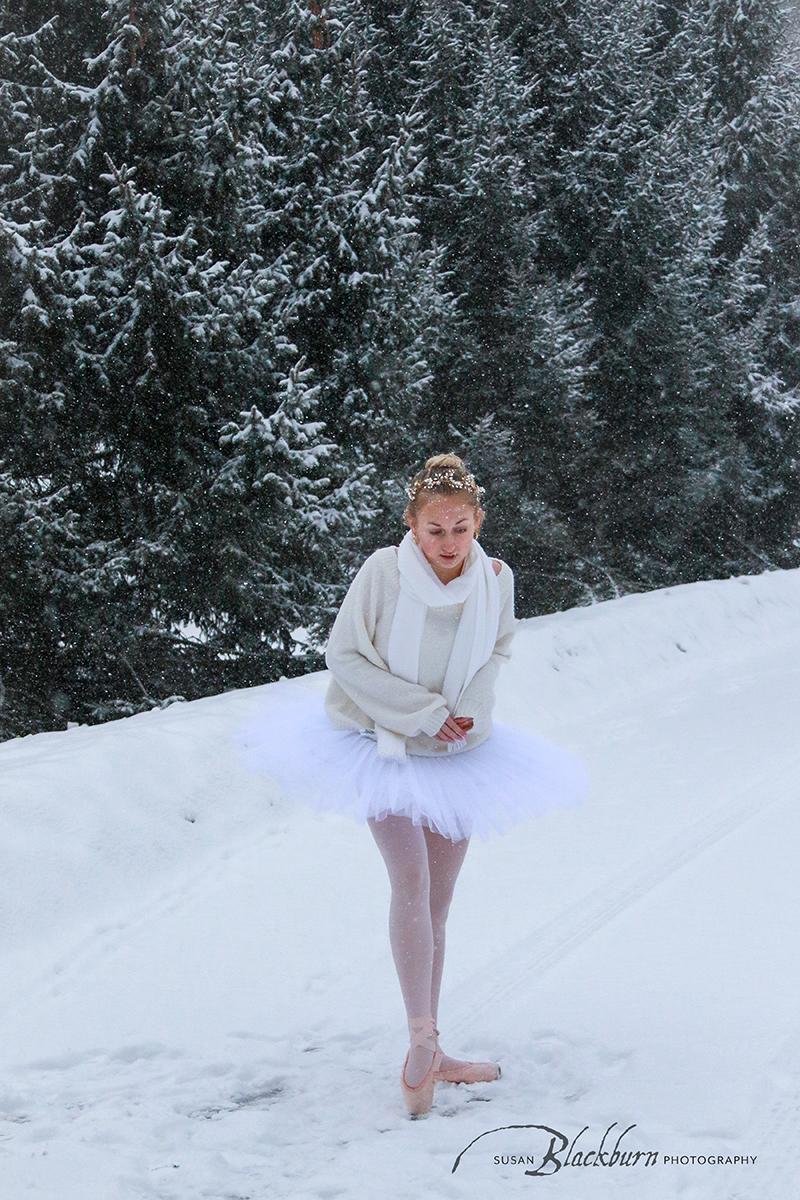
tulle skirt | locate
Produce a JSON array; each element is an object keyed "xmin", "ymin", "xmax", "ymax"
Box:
[{"xmin": 234, "ymin": 683, "xmax": 588, "ymax": 843}]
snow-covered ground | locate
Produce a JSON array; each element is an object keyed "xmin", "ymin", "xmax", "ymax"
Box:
[{"xmin": 1, "ymin": 567, "xmax": 799, "ymax": 1200}]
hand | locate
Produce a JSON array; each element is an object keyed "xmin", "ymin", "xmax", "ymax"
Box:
[{"xmin": 434, "ymin": 714, "xmax": 474, "ymax": 743}]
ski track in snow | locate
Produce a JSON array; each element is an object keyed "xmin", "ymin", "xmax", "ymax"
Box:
[{"xmin": 442, "ymin": 759, "xmax": 799, "ymax": 1046}]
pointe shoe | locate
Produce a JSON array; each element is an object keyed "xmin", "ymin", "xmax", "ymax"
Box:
[
  {"xmin": 432, "ymin": 1027, "xmax": 501, "ymax": 1084},
  {"xmin": 400, "ymin": 1015, "xmax": 443, "ymax": 1117}
]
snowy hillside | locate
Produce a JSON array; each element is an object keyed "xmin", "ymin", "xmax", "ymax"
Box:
[{"xmin": 1, "ymin": 567, "xmax": 799, "ymax": 1200}]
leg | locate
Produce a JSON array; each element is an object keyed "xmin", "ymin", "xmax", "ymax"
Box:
[
  {"xmin": 423, "ymin": 824, "xmax": 470, "ymax": 1027},
  {"xmin": 368, "ymin": 813, "xmax": 436, "ymax": 1086},
  {"xmin": 423, "ymin": 825, "xmax": 490, "ymax": 1075}
]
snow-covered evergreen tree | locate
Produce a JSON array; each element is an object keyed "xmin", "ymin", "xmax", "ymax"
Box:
[
  {"xmin": 707, "ymin": 0, "xmax": 794, "ymax": 259},
  {"xmin": 206, "ymin": 356, "xmax": 374, "ymax": 679},
  {"xmin": 253, "ymin": 0, "xmax": 460, "ymax": 537},
  {"xmin": 0, "ymin": 0, "xmax": 374, "ymax": 730}
]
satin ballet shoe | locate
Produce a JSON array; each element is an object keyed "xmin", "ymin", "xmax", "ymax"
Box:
[
  {"xmin": 401, "ymin": 1015, "xmax": 443, "ymax": 1117},
  {"xmin": 432, "ymin": 1027, "xmax": 501, "ymax": 1084},
  {"xmin": 434, "ymin": 1057, "xmax": 502, "ymax": 1084}
]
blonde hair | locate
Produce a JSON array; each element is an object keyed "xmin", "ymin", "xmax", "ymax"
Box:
[{"xmin": 403, "ymin": 452, "xmax": 485, "ymax": 521}]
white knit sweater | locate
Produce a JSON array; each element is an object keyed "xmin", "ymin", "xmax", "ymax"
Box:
[{"xmin": 324, "ymin": 546, "xmax": 515, "ymax": 757}]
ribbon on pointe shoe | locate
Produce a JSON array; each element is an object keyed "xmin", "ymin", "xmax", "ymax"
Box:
[
  {"xmin": 407, "ymin": 1015, "xmax": 438, "ymax": 1054},
  {"xmin": 401, "ymin": 1015, "xmax": 443, "ymax": 1114}
]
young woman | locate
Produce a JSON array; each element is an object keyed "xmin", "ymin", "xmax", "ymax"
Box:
[{"xmin": 239, "ymin": 453, "xmax": 586, "ymax": 1117}]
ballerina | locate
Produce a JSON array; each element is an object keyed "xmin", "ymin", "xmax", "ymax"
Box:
[{"xmin": 237, "ymin": 452, "xmax": 587, "ymax": 1116}]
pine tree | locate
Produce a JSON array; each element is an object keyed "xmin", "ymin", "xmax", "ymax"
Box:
[
  {"xmin": 0, "ymin": 0, "xmax": 371, "ymax": 731},
  {"xmin": 205, "ymin": 356, "xmax": 374, "ymax": 680},
  {"xmin": 523, "ymin": 0, "xmax": 735, "ymax": 591},
  {"xmin": 253, "ymin": 0, "xmax": 461, "ymax": 539},
  {"xmin": 0, "ymin": 15, "xmax": 115, "ymax": 735},
  {"xmin": 706, "ymin": 0, "xmax": 791, "ymax": 259}
]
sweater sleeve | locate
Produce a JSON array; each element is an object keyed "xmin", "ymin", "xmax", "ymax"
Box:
[
  {"xmin": 455, "ymin": 563, "xmax": 515, "ymax": 721},
  {"xmin": 324, "ymin": 551, "xmax": 451, "ymax": 738}
]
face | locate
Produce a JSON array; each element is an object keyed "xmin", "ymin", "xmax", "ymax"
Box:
[{"xmin": 408, "ymin": 494, "xmax": 483, "ymax": 580}]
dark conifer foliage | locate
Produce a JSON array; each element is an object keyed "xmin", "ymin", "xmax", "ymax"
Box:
[{"xmin": 2, "ymin": 0, "xmax": 800, "ymax": 738}]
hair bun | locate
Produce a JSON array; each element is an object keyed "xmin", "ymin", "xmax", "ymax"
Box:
[{"xmin": 424, "ymin": 452, "xmax": 466, "ymax": 472}]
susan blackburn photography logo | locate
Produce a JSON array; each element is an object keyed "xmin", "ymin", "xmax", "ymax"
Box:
[{"xmin": 451, "ymin": 1122, "xmax": 758, "ymax": 1176}]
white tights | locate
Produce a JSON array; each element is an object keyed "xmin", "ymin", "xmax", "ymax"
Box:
[{"xmin": 367, "ymin": 812, "xmax": 470, "ymax": 1086}]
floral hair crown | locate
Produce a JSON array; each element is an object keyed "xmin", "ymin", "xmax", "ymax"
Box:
[{"xmin": 405, "ymin": 468, "xmax": 485, "ymax": 502}]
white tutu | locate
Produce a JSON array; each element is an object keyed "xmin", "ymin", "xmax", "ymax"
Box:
[{"xmin": 234, "ymin": 683, "xmax": 588, "ymax": 843}]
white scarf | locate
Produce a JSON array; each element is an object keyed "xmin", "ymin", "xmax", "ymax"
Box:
[{"xmin": 375, "ymin": 530, "xmax": 501, "ymax": 759}]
